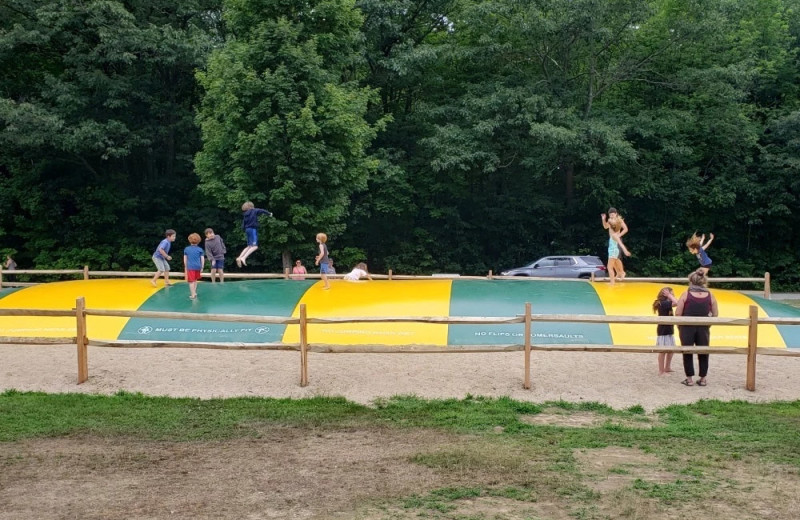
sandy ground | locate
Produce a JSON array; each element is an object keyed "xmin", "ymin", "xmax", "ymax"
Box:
[{"xmin": 2, "ymin": 344, "xmax": 799, "ymax": 410}]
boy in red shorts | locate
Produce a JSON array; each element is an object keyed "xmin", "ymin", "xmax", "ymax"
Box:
[{"xmin": 183, "ymin": 233, "xmax": 205, "ymax": 300}]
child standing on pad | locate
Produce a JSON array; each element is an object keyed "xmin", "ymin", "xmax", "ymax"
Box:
[
  {"xmin": 314, "ymin": 233, "xmax": 331, "ymax": 290},
  {"xmin": 204, "ymin": 228, "xmax": 227, "ymax": 283},
  {"xmin": 184, "ymin": 233, "xmax": 205, "ymax": 299},
  {"xmin": 151, "ymin": 229, "xmax": 176, "ymax": 287},
  {"xmin": 653, "ymin": 287, "xmax": 678, "ymax": 375}
]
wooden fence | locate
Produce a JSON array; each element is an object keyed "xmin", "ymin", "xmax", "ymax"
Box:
[
  {"xmin": 2, "ymin": 299, "xmax": 799, "ymax": 391},
  {"xmin": 0, "ymin": 267, "xmax": 772, "ymax": 298}
]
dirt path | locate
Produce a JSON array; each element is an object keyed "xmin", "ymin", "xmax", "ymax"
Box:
[{"xmin": 2, "ymin": 344, "xmax": 799, "ymax": 410}]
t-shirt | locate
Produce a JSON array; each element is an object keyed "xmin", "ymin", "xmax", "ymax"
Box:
[
  {"xmin": 656, "ymin": 299, "xmax": 674, "ymax": 336},
  {"xmin": 154, "ymin": 238, "xmax": 171, "ymax": 259},
  {"xmin": 696, "ymin": 246, "xmax": 712, "ymax": 266},
  {"xmin": 344, "ymin": 268, "xmax": 368, "ymax": 281},
  {"xmin": 204, "ymin": 235, "xmax": 226, "ymax": 260},
  {"xmin": 184, "ymin": 245, "xmax": 204, "ymax": 271}
]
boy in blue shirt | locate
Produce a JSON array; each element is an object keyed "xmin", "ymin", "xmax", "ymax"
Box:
[
  {"xmin": 184, "ymin": 233, "xmax": 205, "ymax": 300},
  {"xmin": 236, "ymin": 201, "xmax": 273, "ymax": 267},
  {"xmin": 151, "ymin": 229, "xmax": 176, "ymax": 287}
]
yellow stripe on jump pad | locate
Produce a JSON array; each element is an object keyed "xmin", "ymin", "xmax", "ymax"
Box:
[
  {"xmin": 283, "ymin": 280, "xmax": 452, "ymax": 346},
  {"xmin": 0, "ymin": 279, "xmax": 163, "ymax": 339},
  {"xmin": 593, "ymin": 282, "xmax": 786, "ymax": 348}
]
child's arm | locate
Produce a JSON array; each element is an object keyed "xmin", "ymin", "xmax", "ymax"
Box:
[
  {"xmin": 257, "ymin": 208, "xmax": 273, "ymax": 218},
  {"xmin": 666, "ymin": 292, "xmax": 679, "ymax": 306},
  {"xmin": 158, "ymin": 247, "xmax": 172, "ymax": 261},
  {"xmin": 183, "ymin": 254, "xmax": 189, "ymax": 280},
  {"xmin": 201, "ymin": 254, "xmax": 205, "ymax": 272},
  {"xmin": 366, "ymin": 271, "xmax": 373, "ymax": 281},
  {"xmin": 601, "ymin": 214, "xmax": 609, "ymax": 230},
  {"xmin": 315, "ymin": 244, "xmax": 323, "ymax": 265},
  {"xmin": 617, "ymin": 219, "xmax": 629, "ymax": 238},
  {"xmin": 701, "ymin": 233, "xmax": 714, "ymax": 250}
]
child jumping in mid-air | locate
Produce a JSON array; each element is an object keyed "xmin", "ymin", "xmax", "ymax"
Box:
[
  {"xmin": 343, "ymin": 262, "xmax": 373, "ymax": 281},
  {"xmin": 236, "ymin": 201, "xmax": 273, "ymax": 267},
  {"xmin": 653, "ymin": 287, "xmax": 678, "ymax": 375},
  {"xmin": 686, "ymin": 232, "xmax": 714, "ymax": 274},
  {"xmin": 204, "ymin": 228, "xmax": 226, "ymax": 283},
  {"xmin": 184, "ymin": 233, "xmax": 205, "ymax": 300},
  {"xmin": 151, "ymin": 229, "xmax": 176, "ymax": 287},
  {"xmin": 314, "ymin": 233, "xmax": 331, "ymax": 290}
]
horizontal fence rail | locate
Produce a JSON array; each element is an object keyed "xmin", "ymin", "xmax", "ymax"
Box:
[
  {"xmin": 0, "ymin": 267, "xmax": 772, "ymax": 297},
  {"xmin": 2, "ymin": 298, "xmax": 800, "ymax": 391}
]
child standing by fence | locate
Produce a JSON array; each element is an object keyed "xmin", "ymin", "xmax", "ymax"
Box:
[
  {"xmin": 184, "ymin": 233, "xmax": 205, "ymax": 300},
  {"xmin": 236, "ymin": 201, "xmax": 273, "ymax": 267},
  {"xmin": 653, "ymin": 287, "xmax": 678, "ymax": 375},
  {"xmin": 151, "ymin": 229, "xmax": 176, "ymax": 287}
]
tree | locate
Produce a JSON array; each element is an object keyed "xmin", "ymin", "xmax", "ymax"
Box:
[{"xmin": 195, "ymin": 0, "xmax": 386, "ymax": 268}]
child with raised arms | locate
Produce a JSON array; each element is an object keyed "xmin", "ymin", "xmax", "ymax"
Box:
[{"xmin": 653, "ymin": 287, "xmax": 678, "ymax": 375}]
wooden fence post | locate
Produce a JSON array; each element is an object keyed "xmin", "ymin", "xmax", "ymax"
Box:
[
  {"xmin": 299, "ymin": 304, "xmax": 309, "ymax": 387},
  {"xmin": 83, "ymin": 265, "xmax": 89, "ymax": 280},
  {"xmin": 488, "ymin": 270, "xmax": 493, "ymax": 280},
  {"xmin": 523, "ymin": 302, "xmax": 532, "ymax": 389},
  {"xmin": 76, "ymin": 297, "xmax": 88, "ymax": 384},
  {"xmin": 284, "ymin": 267, "xmax": 290, "ymax": 280},
  {"xmin": 0, "ymin": 268, "xmax": 3, "ymax": 288},
  {"xmin": 745, "ymin": 305, "xmax": 758, "ymax": 391},
  {"xmin": 388, "ymin": 269, "xmax": 392, "ymax": 281},
  {"xmin": 764, "ymin": 272, "xmax": 771, "ymax": 299},
  {"xmin": 590, "ymin": 272, "xmax": 595, "ymax": 283}
]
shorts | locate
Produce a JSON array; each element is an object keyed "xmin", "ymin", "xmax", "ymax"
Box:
[
  {"xmin": 607, "ymin": 238, "xmax": 620, "ymax": 259},
  {"xmin": 152, "ymin": 255, "xmax": 170, "ymax": 272},
  {"xmin": 245, "ymin": 227, "xmax": 258, "ymax": 246},
  {"xmin": 186, "ymin": 270, "xmax": 201, "ymax": 282},
  {"xmin": 211, "ymin": 259, "xmax": 224, "ymax": 269},
  {"xmin": 320, "ymin": 262, "xmax": 331, "ymax": 274}
]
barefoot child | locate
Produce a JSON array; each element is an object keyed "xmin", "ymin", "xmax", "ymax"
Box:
[
  {"xmin": 601, "ymin": 208, "xmax": 630, "ymax": 283},
  {"xmin": 314, "ymin": 233, "xmax": 331, "ymax": 290},
  {"xmin": 184, "ymin": 233, "xmax": 205, "ymax": 299},
  {"xmin": 686, "ymin": 232, "xmax": 714, "ymax": 274},
  {"xmin": 151, "ymin": 229, "xmax": 176, "ymax": 287},
  {"xmin": 343, "ymin": 262, "xmax": 373, "ymax": 281},
  {"xmin": 204, "ymin": 228, "xmax": 226, "ymax": 283},
  {"xmin": 236, "ymin": 201, "xmax": 273, "ymax": 267},
  {"xmin": 653, "ymin": 287, "xmax": 678, "ymax": 375}
]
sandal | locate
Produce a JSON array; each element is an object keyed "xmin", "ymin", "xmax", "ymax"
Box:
[
  {"xmin": 681, "ymin": 379, "xmax": 694, "ymax": 386},
  {"xmin": 697, "ymin": 379, "xmax": 707, "ymax": 386}
]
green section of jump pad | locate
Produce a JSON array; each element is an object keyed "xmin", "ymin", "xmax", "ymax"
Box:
[
  {"xmin": 749, "ymin": 295, "xmax": 800, "ymax": 348},
  {"xmin": 119, "ymin": 280, "xmax": 315, "ymax": 343},
  {"xmin": 448, "ymin": 280, "xmax": 612, "ymax": 345},
  {"xmin": 0, "ymin": 287, "xmax": 23, "ymax": 299}
]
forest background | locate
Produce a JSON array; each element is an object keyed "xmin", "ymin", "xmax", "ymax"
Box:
[{"xmin": 1, "ymin": 0, "xmax": 799, "ymax": 287}]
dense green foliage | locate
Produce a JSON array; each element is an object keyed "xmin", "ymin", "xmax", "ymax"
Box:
[{"xmin": 2, "ymin": 0, "xmax": 799, "ymax": 285}]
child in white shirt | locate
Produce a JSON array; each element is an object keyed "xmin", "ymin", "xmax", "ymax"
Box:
[{"xmin": 343, "ymin": 262, "xmax": 372, "ymax": 281}]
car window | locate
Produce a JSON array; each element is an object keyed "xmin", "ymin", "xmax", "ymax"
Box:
[
  {"xmin": 535, "ymin": 259, "xmax": 555, "ymax": 268},
  {"xmin": 555, "ymin": 258, "xmax": 573, "ymax": 266}
]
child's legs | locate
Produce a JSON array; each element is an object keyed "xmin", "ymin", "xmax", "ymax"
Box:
[
  {"xmin": 189, "ymin": 281, "xmax": 197, "ymax": 296},
  {"xmin": 657, "ymin": 353, "xmax": 666, "ymax": 373}
]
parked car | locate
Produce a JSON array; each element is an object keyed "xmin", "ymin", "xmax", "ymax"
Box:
[{"xmin": 500, "ymin": 256, "xmax": 607, "ymax": 279}]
